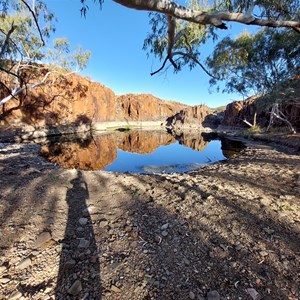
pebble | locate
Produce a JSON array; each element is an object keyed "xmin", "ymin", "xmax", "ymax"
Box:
[
  {"xmin": 99, "ymin": 220, "xmax": 109, "ymax": 228},
  {"xmin": 207, "ymin": 290, "xmax": 220, "ymax": 300},
  {"xmin": 78, "ymin": 238, "xmax": 90, "ymax": 249},
  {"xmin": 161, "ymin": 223, "xmax": 169, "ymax": 230},
  {"xmin": 79, "ymin": 218, "xmax": 88, "ymax": 226},
  {"xmin": 0, "ymin": 277, "xmax": 11, "ymax": 284},
  {"xmin": 111, "ymin": 285, "xmax": 122, "ymax": 293},
  {"xmin": 77, "ymin": 226, "xmax": 84, "ymax": 232},
  {"xmin": 259, "ymin": 250, "xmax": 269, "ymax": 257},
  {"xmin": 189, "ymin": 291, "xmax": 195, "ymax": 299},
  {"xmin": 16, "ymin": 257, "xmax": 31, "ymax": 270},
  {"xmin": 67, "ymin": 279, "xmax": 82, "ymax": 296},
  {"xmin": 0, "ymin": 265, "xmax": 7, "ymax": 274},
  {"xmin": 8, "ymin": 291, "xmax": 22, "ymax": 300},
  {"xmin": 161, "ymin": 231, "xmax": 168, "ymax": 237},
  {"xmin": 34, "ymin": 231, "xmax": 52, "ymax": 248}
]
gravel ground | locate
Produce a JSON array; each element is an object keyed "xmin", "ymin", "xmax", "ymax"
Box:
[{"xmin": 0, "ymin": 141, "xmax": 299, "ymax": 300}]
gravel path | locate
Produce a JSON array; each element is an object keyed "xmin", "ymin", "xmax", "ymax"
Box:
[{"xmin": 0, "ymin": 142, "xmax": 299, "ymax": 300}]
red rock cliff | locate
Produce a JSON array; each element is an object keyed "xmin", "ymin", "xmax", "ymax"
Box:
[
  {"xmin": 0, "ymin": 72, "xmax": 193, "ymax": 129},
  {"xmin": 116, "ymin": 94, "xmax": 188, "ymax": 121},
  {"xmin": 0, "ymin": 73, "xmax": 116, "ymax": 127}
]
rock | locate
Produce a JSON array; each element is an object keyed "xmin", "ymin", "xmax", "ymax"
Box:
[
  {"xmin": 207, "ymin": 290, "xmax": 220, "ymax": 300},
  {"xmin": 0, "ymin": 277, "xmax": 11, "ymax": 284},
  {"xmin": 16, "ymin": 257, "xmax": 31, "ymax": 270},
  {"xmin": 0, "ymin": 265, "xmax": 7, "ymax": 274},
  {"xmin": 183, "ymin": 258, "xmax": 190, "ymax": 266},
  {"xmin": 78, "ymin": 238, "xmax": 90, "ymax": 249},
  {"xmin": 161, "ymin": 223, "xmax": 169, "ymax": 230},
  {"xmin": 189, "ymin": 291, "xmax": 196, "ymax": 299},
  {"xmin": 64, "ymin": 259, "xmax": 76, "ymax": 270},
  {"xmin": 76, "ymin": 226, "xmax": 84, "ymax": 232},
  {"xmin": 99, "ymin": 220, "xmax": 109, "ymax": 228},
  {"xmin": 246, "ymin": 288, "xmax": 263, "ymax": 300},
  {"xmin": 161, "ymin": 231, "xmax": 168, "ymax": 237},
  {"xmin": 259, "ymin": 250, "xmax": 269, "ymax": 257},
  {"xmin": 111, "ymin": 285, "xmax": 122, "ymax": 293},
  {"xmin": 79, "ymin": 218, "xmax": 88, "ymax": 226},
  {"xmin": 263, "ymin": 227, "xmax": 275, "ymax": 234},
  {"xmin": 34, "ymin": 231, "xmax": 52, "ymax": 248},
  {"xmin": 8, "ymin": 290, "xmax": 22, "ymax": 300},
  {"xmin": 124, "ymin": 226, "xmax": 132, "ymax": 233},
  {"xmin": 67, "ymin": 279, "xmax": 82, "ymax": 296}
]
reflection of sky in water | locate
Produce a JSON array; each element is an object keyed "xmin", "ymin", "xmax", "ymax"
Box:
[{"xmin": 104, "ymin": 140, "xmax": 226, "ymax": 174}]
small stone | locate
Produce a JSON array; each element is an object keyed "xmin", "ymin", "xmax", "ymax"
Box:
[
  {"xmin": 8, "ymin": 291, "xmax": 22, "ymax": 300},
  {"xmin": 0, "ymin": 277, "xmax": 11, "ymax": 284},
  {"xmin": 189, "ymin": 291, "xmax": 195, "ymax": 299},
  {"xmin": 131, "ymin": 241, "xmax": 138, "ymax": 248},
  {"xmin": 79, "ymin": 218, "xmax": 88, "ymax": 226},
  {"xmin": 16, "ymin": 258, "xmax": 31, "ymax": 270},
  {"xmin": 76, "ymin": 226, "xmax": 84, "ymax": 232},
  {"xmin": 161, "ymin": 231, "xmax": 168, "ymax": 237},
  {"xmin": 111, "ymin": 285, "xmax": 122, "ymax": 293},
  {"xmin": 64, "ymin": 259, "xmax": 76, "ymax": 270},
  {"xmin": 124, "ymin": 226, "xmax": 132, "ymax": 233},
  {"xmin": 161, "ymin": 223, "xmax": 169, "ymax": 230},
  {"xmin": 0, "ymin": 265, "xmax": 7, "ymax": 274},
  {"xmin": 34, "ymin": 231, "xmax": 52, "ymax": 248},
  {"xmin": 78, "ymin": 239, "xmax": 90, "ymax": 249},
  {"xmin": 67, "ymin": 279, "xmax": 82, "ymax": 296},
  {"xmin": 99, "ymin": 220, "xmax": 109, "ymax": 228},
  {"xmin": 259, "ymin": 251, "xmax": 269, "ymax": 257},
  {"xmin": 183, "ymin": 258, "xmax": 190, "ymax": 266},
  {"xmin": 263, "ymin": 227, "xmax": 275, "ymax": 234},
  {"xmin": 207, "ymin": 290, "xmax": 220, "ymax": 300}
]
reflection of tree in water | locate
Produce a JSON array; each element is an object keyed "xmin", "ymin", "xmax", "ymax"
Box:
[{"xmin": 55, "ymin": 171, "xmax": 101, "ymax": 299}]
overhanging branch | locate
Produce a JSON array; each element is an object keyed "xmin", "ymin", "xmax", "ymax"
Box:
[{"xmin": 113, "ymin": 0, "xmax": 300, "ymax": 30}]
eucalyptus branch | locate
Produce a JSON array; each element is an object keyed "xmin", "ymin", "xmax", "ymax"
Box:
[
  {"xmin": 0, "ymin": 22, "xmax": 17, "ymax": 58},
  {"xmin": 172, "ymin": 51, "xmax": 218, "ymax": 78},
  {"xmin": 20, "ymin": 0, "xmax": 45, "ymax": 46}
]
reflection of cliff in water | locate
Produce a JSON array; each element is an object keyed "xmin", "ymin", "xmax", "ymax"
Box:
[
  {"xmin": 117, "ymin": 130, "xmax": 175, "ymax": 154},
  {"xmin": 170, "ymin": 130, "xmax": 210, "ymax": 152},
  {"xmin": 220, "ymin": 138, "xmax": 246, "ymax": 158},
  {"xmin": 40, "ymin": 132, "xmax": 117, "ymax": 170},
  {"xmin": 40, "ymin": 130, "xmax": 246, "ymax": 171},
  {"xmin": 41, "ymin": 131, "xmax": 176, "ymax": 170}
]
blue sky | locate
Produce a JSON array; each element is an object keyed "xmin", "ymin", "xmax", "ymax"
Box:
[{"xmin": 45, "ymin": 0, "xmax": 257, "ymax": 107}]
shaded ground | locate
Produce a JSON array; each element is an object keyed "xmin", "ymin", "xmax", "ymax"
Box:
[{"xmin": 0, "ymin": 141, "xmax": 299, "ymax": 300}]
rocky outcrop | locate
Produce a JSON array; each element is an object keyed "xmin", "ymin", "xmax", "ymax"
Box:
[
  {"xmin": 222, "ymin": 76, "xmax": 300, "ymax": 131},
  {"xmin": 0, "ymin": 72, "xmax": 193, "ymax": 133},
  {"xmin": 116, "ymin": 94, "xmax": 188, "ymax": 122},
  {"xmin": 165, "ymin": 105, "xmax": 213, "ymax": 128},
  {"xmin": 0, "ymin": 73, "xmax": 116, "ymax": 128},
  {"xmin": 222, "ymin": 95, "xmax": 260, "ymax": 127}
]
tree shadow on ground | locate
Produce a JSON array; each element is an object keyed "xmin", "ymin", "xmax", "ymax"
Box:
[{"xmin": 116, "ymin": 166, "xmax": 299, "ymax": 299}]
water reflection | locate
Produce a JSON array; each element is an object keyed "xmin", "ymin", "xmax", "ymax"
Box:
[{"xmin": 40, "ymin": 130, "xmax": 245, "ymax": 173}]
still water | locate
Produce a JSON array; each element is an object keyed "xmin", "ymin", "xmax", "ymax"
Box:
[{"xmin": 40, "ymin": 130, "xmax": 245, "ymax": 174}]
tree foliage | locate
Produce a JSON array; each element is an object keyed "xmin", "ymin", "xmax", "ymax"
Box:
[
  {"xmin": 206, "ymin": 28, "xmax": 300, "ymax": 96},
  {"xmin": 0, "ymin": 0, "xmax": 90, "ymax": 105}
]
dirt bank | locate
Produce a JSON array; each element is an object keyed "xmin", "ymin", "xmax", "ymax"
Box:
[{"xmin": 0, "ymin": 141, "xmax": 299, "ymax": 299}]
